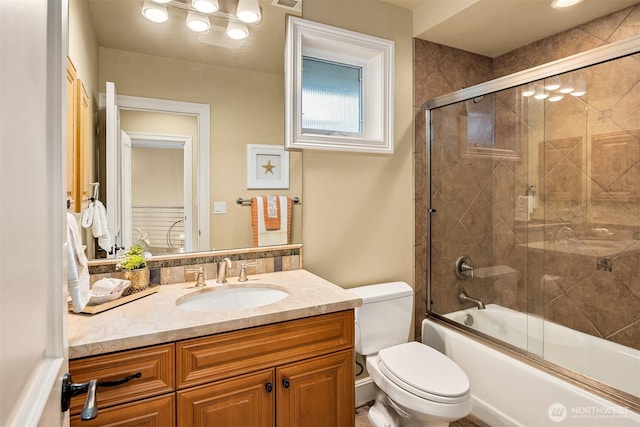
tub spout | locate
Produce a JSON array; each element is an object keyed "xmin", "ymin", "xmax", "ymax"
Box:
[{"xmin": 459, "ymin": 291, "xmax": 486, "ymax": 310}]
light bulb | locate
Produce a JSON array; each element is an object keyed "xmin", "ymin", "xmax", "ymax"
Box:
[
  {"xmin": 522, "ymin": 85, "xmax": 535, "ymax": 97},
  {"xmin": 236, "ymin": 0, "xmax": 261, "ymax": 23},
  {"xmin": 141, "ymin": 0, "xmax": 168, "ymax": 23},
  {"xmin": 534, "ymin": 91, "xmax": 549, "ymax": 100},
  {"xmin": 186, "ymin": 11, "xmax": 210, "ymax": 32},
  {"xmin": 192, "ymin": 0, "xmax": 219, "ymax": 14},
  {"xmin": 551, "ymin": 0, "xmax": 583, "ymax": 9},
  {"xmin": 226, "ymin": 21, "xmax": 249, "ymax": 39},
  {"xmin": 570, "ymin": 76, "xmax": 586, "ymax": 96},
  {"xmin": 545, "ymin": 77, "xmax": 561, "ymax": 91}
]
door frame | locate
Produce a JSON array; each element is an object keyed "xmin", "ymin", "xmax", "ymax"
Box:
[
  {"xmin": 117, "ymin": 95, "xmax": 210, "ymax": 252},
  {"xmin": 126, "ymin": 131, "xmax": 194, "ymax": 252},
  {"xmin": 3, "ymin": 0, "xmax": 69, "ymax": 425}
]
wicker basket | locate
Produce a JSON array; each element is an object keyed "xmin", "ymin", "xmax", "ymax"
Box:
[{"xmin": 123, "ymin": 267, "xmax": 150, "ymax": 295}]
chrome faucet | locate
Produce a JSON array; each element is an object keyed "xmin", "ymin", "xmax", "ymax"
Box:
[
  {"xmin": 459, "ymin": 291, "xmax": 486, "ymax": 310},
  {"xmin": 216, "ymin": 258, "xmax": 232, "ymax": 283}
]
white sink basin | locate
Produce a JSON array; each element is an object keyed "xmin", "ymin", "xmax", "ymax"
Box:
[{"xmin": 176, "ymin": 286, "xmax": 289, "ymax": 312}]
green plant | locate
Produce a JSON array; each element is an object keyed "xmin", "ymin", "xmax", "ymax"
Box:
[{"xmin": 116, "ymin": 245, "xmax": 147, "ymax": 271}]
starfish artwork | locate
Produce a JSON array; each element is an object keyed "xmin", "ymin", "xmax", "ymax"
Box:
[{"xmin": 262, "ymin": 159, "xmax": 276, "ymax": 175}]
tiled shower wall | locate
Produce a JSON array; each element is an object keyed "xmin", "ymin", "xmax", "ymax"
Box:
[{"xmin": 414, "ymin": 5, "xmax": 640, "ymax": 349}]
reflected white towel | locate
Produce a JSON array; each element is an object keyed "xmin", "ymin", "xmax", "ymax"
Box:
[
  {"xmin": 91, "ymin": 200, "xmax": 111, "ymax": 252},
  {"xmin": 67, "ymin": 213, "xmax": 90, "ymax": 313}
]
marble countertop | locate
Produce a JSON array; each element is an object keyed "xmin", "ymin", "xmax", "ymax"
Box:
[{"xmin": 68, "ymin": 269, "xmax": 361, "ymax": 359}]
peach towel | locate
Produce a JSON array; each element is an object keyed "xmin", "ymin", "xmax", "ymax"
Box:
[{"xmin": 251, "ymin": 196, "xmax": 292, "ymax": 246}]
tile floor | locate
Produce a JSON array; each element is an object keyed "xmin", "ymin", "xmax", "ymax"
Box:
[{"xmin": 355, "ymin": 404, "xmax": 490, "ymax": 427}]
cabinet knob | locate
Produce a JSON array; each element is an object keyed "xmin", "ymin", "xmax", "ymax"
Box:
[
  {"xmin": 265, "ymin": 382, "xmax": 273, "ymax": 393},
  {"xmin": 282, "ymin": 378, "xmax": 290, "ymax": 389}
]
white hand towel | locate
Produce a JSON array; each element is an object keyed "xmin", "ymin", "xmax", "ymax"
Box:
[
  {"xmin": 81, "ymin": 202, "xmax": 94, "ymax": 228},
  {"xmin": 91, "ymin": 200, "xmax": 112, "ymax": 252},
  {"xmin": 67, "ymin": 213, "xmax": 90, "ymax": 313},
  {"xmin": 91, "ymin": 278, "xmax": 131, "ymax": 295}
]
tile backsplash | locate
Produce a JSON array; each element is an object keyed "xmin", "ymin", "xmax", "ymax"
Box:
[{"xmin": 88, "ymin": 244, "xmax": 302, "ymax": 286}]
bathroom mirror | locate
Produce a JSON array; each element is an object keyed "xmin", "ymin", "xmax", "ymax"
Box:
[{"xmin": 70, "ymin": 0, "xmax": 303, "ymax": 259}]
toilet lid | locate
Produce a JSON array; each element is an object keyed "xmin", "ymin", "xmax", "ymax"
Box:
[{"xmin": 378, "ymin": 342, "xmax": 470, "ymax": 403}]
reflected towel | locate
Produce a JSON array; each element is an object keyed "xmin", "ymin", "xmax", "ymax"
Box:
[
  {"xmin": 251, "ymin": 196, "xmax": 292, "ymax": 246},
  {"xmin": 91, "ymin": 200, "xmax": 111, "ymax": 252},
  {"xmin": 264, "ymin": 195, "xmax": 281, "ymax": 230},
  {"xmin": 67, "ymin": 213, "xmax": 90, "ymax": 312}
]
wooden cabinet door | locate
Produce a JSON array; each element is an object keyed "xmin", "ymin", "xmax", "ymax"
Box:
[
  {"xmin": 177, "ymin": 369, "xmax": 275, "ymax": 427},
  {"xmin": 70, "ymin": 394, "xmax": 175, "ymax": 427},
  {"xmin": 276, "ymin": 350, "xmax": 354, "ymax": 427}
]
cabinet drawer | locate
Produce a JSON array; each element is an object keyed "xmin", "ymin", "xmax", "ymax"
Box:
[
  {"xmin": 177, "ymin": 310, "xmax": 354, "ymax": 389},
  {"xmin": 70, "ymin": 394, "xmax": 175, "ymax": 427},
  {"xmin": 70, "ymin": 343, "xmax": 175, "ymax": 414}
]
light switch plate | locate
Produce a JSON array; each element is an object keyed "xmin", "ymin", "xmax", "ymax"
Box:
[{"xmin": 213, "ymin": 201, "xmax": 227, "ymax": 214}]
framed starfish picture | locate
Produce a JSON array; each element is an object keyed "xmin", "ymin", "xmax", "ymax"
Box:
[{"xmin": 246, "ymin": 144, "xmax": 290, "ymax": 189}]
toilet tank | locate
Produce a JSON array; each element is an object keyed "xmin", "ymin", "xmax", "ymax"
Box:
[{"xmin": 349, "ymin": 282, "xmax": 414, "ymax": 356}]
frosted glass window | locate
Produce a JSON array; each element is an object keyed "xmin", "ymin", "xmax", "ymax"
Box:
[{"xmin": 301, "ymin": 57, "xmax": 362, "ymax": 134}]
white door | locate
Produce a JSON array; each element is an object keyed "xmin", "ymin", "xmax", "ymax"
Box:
[
  {"xmin": 0, "ymin": 0, "xmax": 68, "ymax": 426},
  {"xmin": 121, "ymin": 131, "xmax": 133, "ymax": 249},
  {"xmin": 105, "ymin": 81, "xmax": 121, "ymax": 256}
]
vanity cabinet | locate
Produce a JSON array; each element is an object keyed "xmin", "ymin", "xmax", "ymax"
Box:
[
  {"xmin": 69, "ymin": 310, "xmax": 355, "ymax": 426},
  {"xmin": 68, "ymin": 343, "xmax": 175, "ymax": 426},
  {"xmin": 176, "ymin": 310, "xmax": 355, "ymax": 426}
]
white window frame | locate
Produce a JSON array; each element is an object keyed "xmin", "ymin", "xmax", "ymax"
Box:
[{"xmin": 285, "ymin": 17, "xmax": 394, "ymax": 154}]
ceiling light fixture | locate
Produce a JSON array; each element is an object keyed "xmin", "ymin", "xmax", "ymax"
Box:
[
  {"xmin": 151, "ymin": 0, "xmax": 171, "ymax": 3},
  {"xmin": 236, "ymin": 0, "xmax": 261, "ymax": 23},
  {"xmin": 186, "ymin": 11, "xmax": 210, "ymax": 32},
  {"xmin": 226, "ymin": 21, "xmax": 249, "ymax": 39},
  {"xmin": 192, "ymin": 0, "xmax": 219, "ymax": 14},
  {"xmin": 548, "ymin": 94, "xmax": 564, "ymax": 102},
  {"xmin": 141, "ymin": 0, "xmax": 169, "ymax": 23},
  {"xmin": 551, "ymin": 0, "xmax": 583, "ymax": 9}
]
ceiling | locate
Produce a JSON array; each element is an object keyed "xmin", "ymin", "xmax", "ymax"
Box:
[
  {"xmin": 382, "ymin": 0, "xmax": 640, "ymax": 58},
  {"xmin": 86, "ymin": 0, "xmax": 639, "ymax": 74},
  {"xmin": 86, "ymin": 0, "xmax": 299, "ymax": 74}
]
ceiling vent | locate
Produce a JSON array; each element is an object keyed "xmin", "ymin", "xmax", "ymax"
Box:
[{"xmin": 271, "ymin": 0, "xmax": 301, "ymax": 12}]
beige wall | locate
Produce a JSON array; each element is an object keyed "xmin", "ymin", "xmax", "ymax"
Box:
[
  {"xmin": 98, "ymin": 47, "xmax": 303, "ymax": 251},
  {"xmin": 302, "ymin": 1, "xmax": 415, "ymax": 290},
  {"xmin": 120, "ymin": 109, "xmax": 197, "ymax": 207}
]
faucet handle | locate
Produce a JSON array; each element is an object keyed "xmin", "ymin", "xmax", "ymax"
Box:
[
  {"xmin": 186, "ymin": 267, "xmax": 206, "ymax": 287},
  {"xmin": 238, "ymin": 262, "xmax": 257, "ymax": 282}
]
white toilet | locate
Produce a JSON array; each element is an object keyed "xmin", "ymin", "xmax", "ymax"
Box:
[{"xmin": 350, "ymin": 282, "xmax": 471, "ymax": 427}]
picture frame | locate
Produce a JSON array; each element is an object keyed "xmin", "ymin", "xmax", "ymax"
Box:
[{"xmin": 246, "ymin": 144, "xmax": 290, "ymax": 189}]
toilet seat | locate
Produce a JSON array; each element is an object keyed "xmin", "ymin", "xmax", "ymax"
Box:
[{"xmin": 377, "ymin": 341, "xmax": 470, "ymax": 404}]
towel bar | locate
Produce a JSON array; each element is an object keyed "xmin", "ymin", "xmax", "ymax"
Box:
[{"xmin": 236, "ymin": 196, "xmax": 300, "ymax": 205}]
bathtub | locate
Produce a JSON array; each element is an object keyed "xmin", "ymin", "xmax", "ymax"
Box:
[{"xmin": 423, "ymin": 305, "xmax": 640, "ymax": 427}]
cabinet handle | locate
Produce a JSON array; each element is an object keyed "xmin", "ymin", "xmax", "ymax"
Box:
[
  {"xmin": 282, "ymin": 378, "xmax": 290, "ymax": 389},
  {"xmin": 61, "ymin": 372, "xmax": 142, "ymax": 420},
  {"xmin": 265, "ymin": 382, "xmax": 273, "ymax": 393}
]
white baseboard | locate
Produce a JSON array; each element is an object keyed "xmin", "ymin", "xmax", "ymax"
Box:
[{"xmin": 355, "ymin": 377, "xmax": 376, "ymax": 407}]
